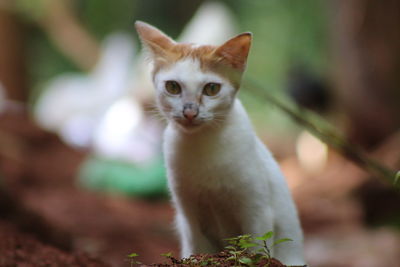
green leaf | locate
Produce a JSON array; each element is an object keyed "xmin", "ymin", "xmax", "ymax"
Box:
[
  {"xmin": 272, "ymin": 238, "xmax": 293, "ymax": 247},
  {"xmin": 252, "ymin": 253, "xmax": 266, "ymax": 264},
  {"xmin": 161, "ymin": 252, "xmax": 173, "ymax": 258},
  {"xmin": 239, "ymin": 257, "xmax": 253, "ymax": 265},
  {"xmin": 127, "ymin": 252, "xmax": 139, "ymax": 258},
  {"xmin": 224, "ymin": 237, "xmax": 237, "ymax": 241},
  {"xmin": 238, "ymin": 241, "xmax": 259, "ymax": 249},
  {"xmin": 200, "ymin": 260, "xmax": 209, "ymax": 266},
  {"xmin": 16, "ymin": 0, "xmax": 48, "ymax": 20},
  {"xmin": 255, "ymin": 231, "xmax": 274, "ymax": 241},
  {"xmin": 394, "ymin": 171, "xmax": 400, "ymax": 186}
]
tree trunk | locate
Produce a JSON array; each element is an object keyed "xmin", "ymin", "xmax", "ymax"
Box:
[
  {"xmin": 331, "ymin": 0, "xmax": 400, "ymax": 148},
  {"xmin": 0, "ymin": 9, "xmax": 27, "ymax": 102}
]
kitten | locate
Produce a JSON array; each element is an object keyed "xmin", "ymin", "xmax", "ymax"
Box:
[{"xmin": 135, "ymin": 21, "xmax": 305, "ymax": 265}]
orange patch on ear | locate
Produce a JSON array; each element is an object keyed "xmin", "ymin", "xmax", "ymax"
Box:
[
  {"xmin": 135, "ymin": 21, "xmax": 252, "ymax": 89},
  {"xmin": 214, "ymin": 32, "xmax": 252, "ymax": 71},
  {"xmin": 135, "ymin": 21, "xmax": 175, "ymax": 57}
]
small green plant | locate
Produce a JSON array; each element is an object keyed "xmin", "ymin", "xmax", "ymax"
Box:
[
  {"xmin": 255, "ymin": 231, "xmax": 293, "ymax": 265},
  {"xmin": 126, "ymin": 252, "xmax": 141, "ymax": 267},
  {"xmin": 224, "ymin": 234, "xmax": 259, "ymax": 266},
  {"xmin": 160, "ymin": 252, "xmax": 173, "ymax": 258},
  {"xmin": 224, "ymin": 231, "xmax": 293, "ymax": 266},
  {"xmin": 127, "ymin": 232, "xmax": 300, "ymax": 266}
]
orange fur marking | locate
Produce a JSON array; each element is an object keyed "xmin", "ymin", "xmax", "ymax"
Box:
[{"xmin": 135, "ymin": 21, "xmax": 252, "ymax": 89}]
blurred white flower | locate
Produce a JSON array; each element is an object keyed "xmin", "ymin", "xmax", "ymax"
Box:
[{"xmin": 34, "ymin": 33, "xmax": 137, "ymax": 147}]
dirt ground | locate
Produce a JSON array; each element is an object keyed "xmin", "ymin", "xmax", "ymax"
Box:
[
  {"xmin": 0, "ymin": 112, "xmax": 179, "ymax": 266},
  {"xmin": 0, "ymin": 112, "xmax": 399, "ymax": 267},
  {"xmin": 0, "ymin": 219, "xmax": 109, "ymax": 267}
]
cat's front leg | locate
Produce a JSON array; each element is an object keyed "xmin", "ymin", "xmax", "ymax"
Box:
[
  {"xmin": 175, "ymin": 210, "xmax": 217, "ymax": 258},
  {"xmin": 245, "ymin": 207, "xmax": 305, "ymax": 265},
  {"xmin": 272, "ymin": 218, "xmax": 305, "ymax": 265},
  {"xmin": 175, "ymin": 212, "xmax": 192, "ymax": 258},
  {"xmin": 242, "ymin": 207, "xmax": 276, "ymax": 254}
]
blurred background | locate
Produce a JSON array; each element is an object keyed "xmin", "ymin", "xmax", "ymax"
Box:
[{"xmin": 0, "ymin": 0, "xmax": 399, "ymax": 266}]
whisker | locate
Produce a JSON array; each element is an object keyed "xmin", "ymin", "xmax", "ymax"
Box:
[{"xmin": 145, "ymin": 108, "xmax": 168, "ymax": 123}]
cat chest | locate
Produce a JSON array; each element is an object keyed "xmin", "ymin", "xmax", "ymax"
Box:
[{"xmin": 167, "ymin": 145, "xmax": 241, "ymax": 185}]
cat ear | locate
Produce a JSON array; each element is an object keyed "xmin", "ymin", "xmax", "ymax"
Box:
[
  {"xmin": 135, "ymin": 21, "xmax": 175, "ymax": 58},
  {"xmin": 214, "ymin": 33, "xmax": 252, "ymax": 71}
]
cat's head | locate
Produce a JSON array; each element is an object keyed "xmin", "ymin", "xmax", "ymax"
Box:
[{"xmin": 135, "ymin": 21, "xmax": 251, "ymax": 133}]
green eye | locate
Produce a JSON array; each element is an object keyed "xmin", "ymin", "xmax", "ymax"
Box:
[
  {"xmin": 203, "ymin": 83, "xmax": 221, "ymax": 96},
  {"xmin": 165, "ymin": 81, "xmax": 181, "ymax": 95}
]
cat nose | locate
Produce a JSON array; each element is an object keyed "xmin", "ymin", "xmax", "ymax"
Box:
[{"xmin": 183, "ymin": 103, "xmax": 199, "ymax": 120}]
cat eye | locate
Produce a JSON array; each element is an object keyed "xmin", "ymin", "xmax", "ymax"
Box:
[
  {"xmin": 165, "ymin": 80, "xmax": 181, "ymax": 95},
  {"xmin": 203, "ymin": 83, "xmax": 221, "ymax": 96}
]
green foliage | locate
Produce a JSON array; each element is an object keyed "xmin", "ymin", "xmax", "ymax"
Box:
[
  {"xmin": 15, "ymin": 0, "xmax": 48, "ymax": 21},
  {"xmin": 394, "ymin": 171, "xmax": 400, "ymax": 186},
  {"xmin": 29, "ymin": 32, "xmax": 79, "ymax": 104},
  {"xmin": 80, "ymin": 0, "xmax": 138, "ymax": 39},
  {"xmin": 224, "ymin": 231, "xmax": 293, "ymax": 266},
  {"xmin": 255, "ymin": 231, "xmax": 274, "ymax": 241},
  {"xmin": 126, "ymin": 252, "xmax": 141, "ymax": 266},
  {"xmin": 239, "ymin": 256, "xmax": 254, "ymax": 265},
  {"xmin": 232, "ymin": 0, "xmax": 330, "ymax": 136},
  {"xmin": 160, "ymin": 252, "xmax": 173, "ymax": 258},
  {"xmin": 127, "ymin": 232, "xmax": 298, "ymax": 266},
  {"xmin": 127, "ymin": 252, "xmax": 139, "ymax": 258}
]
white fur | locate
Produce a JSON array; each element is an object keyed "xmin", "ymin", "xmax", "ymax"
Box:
[
  {"xmin": 154, "ymin": 59, "xmax": 235, "ymax": 134},
  {"xmin": 154, "ymin": 59, "xmax": 305, "ymax": 265}
]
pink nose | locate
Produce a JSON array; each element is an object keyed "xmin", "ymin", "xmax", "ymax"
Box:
[
  {"xmin": 183, "ymin": 108, "xmax": 198, "ymax": 120},
  {"xmin": 183, "ymin": 103, "xmax": 199, "ymax": 120}
]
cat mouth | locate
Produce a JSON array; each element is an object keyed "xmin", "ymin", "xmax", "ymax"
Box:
[
  {"xmin": 179, "ymin": 120, "xmax": 202, "ymax": 128},
  {"xmin": 173, "ymin": 116, "xmax": 203, "ymax": 129}
]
